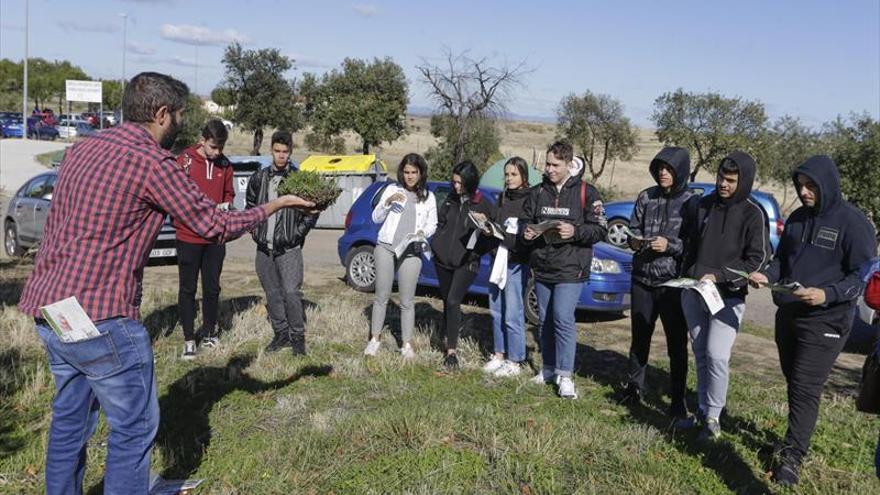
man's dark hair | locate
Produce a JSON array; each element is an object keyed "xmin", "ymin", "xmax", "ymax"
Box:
[
  {"xmin": 201, "ymin": 119, "xmax": 229, "ymax": 145},
  {"xmin": 719, "ymin": 158, "xmax": 739, "ymax": 176},
  {"xmin": 547, "ymin": 141, "xmax": 574, "ymax": 163},
  {"xmin": 452, "ymin": 160, "xmax": 480, "ymax": 197},
  {"xmin": 504, "ymin": 156, "xmax": 530, "ymax": 188},
  {"xmin": 271, "ymin": 130, "xmax": 293, "ymax": 149},
  {"xmin": 122, "ymin": 72, "xmax": 189, "ymax": 123},
  {"xmin": 397, "ymin": 153, "xmax": 429, "ymax": 202}
]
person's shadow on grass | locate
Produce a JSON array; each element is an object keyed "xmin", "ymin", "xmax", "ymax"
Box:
[
  {"xmin": 572, "ymin": 341, "xmax": 778, "ymax": 494},
  {"xmin": 83, "ymin": 354, "xmax": 332, "ymax": 493}
]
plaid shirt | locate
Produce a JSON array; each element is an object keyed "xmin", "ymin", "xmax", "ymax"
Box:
[{"xmin": 19, "ymin": 123, "xmax": 267, "ymax": 321}]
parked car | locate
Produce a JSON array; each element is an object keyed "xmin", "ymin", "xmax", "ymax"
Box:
[
  {"xmin": 56, "ymin": 119, "xmax": 96, "ymax": 140},
  {"xmin": 102, "ymin": 111, "xmax": 117, "ymax": 126},
  {"xmin": 4, "ymin": 170, "xmax": 177, "ymax": 265},
  {"xmin": 603, "ymin": 182, "xmax": 784, "ymax": 252},
  {"xmin": 338, "ymin": 180, "xmax": 632, "ymax": 324},
  {"xmin": 26, "ymin": 116, "xmax": 59, "ymax": 140},
  {"xmin": 1, "ymin": 119, "xmax": 24, "ymax": 138}
]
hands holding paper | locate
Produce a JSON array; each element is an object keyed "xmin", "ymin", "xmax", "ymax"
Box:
[{"xmin": 557, "ymin": 222, "xmax": 575, "ymax": 240}]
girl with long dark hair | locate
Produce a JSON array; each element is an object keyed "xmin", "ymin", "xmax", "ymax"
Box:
[{"xmin": 364, "ymin": 153, "xmax": 437, "ymax": 358}]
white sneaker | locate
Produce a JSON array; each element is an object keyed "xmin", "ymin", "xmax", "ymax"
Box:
[
  {"xmin": 400, "ymin": 343, "xmax": 415, "ymax": 359},
  {"xmin": 493, "ymin": 360, "xmax": 522, "ymax": 378},
  {"xmin": 530, "ymin": 367, "xmax": 555, "ymax": 385},
  {"xmin": 556, "ymin": 375, "xmax": 578, "ymax": 399},
  {"xmin": 181, "ymin": 340, "xmax": 197, "ymax": 360},
  {"xmin": 482, "ymin": 356, "xmax": 505, "ymax": 373},
  {"xmin": 363, "ymin": 339, "xmax": 381, "ymax": 356}
]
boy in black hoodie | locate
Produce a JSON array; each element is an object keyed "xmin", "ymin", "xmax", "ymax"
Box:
[
  {"xmin": 750, "ymin": 155, "xmax": 876, "ymax": 486},
  {"xmin": 623, "ymin": 147, "xmax": 694, "ymax": 418},
  {"xmin": 677, "ymin": 151, "xmax": 771, "ymax": 440}
]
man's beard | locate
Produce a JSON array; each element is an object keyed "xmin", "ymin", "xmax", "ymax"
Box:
[{"xmin": 159, "ymin": 113, "xmax": 182, "ymax": 150}]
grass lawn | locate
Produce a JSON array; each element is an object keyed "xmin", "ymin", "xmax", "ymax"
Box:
[
  {"xmin": 33, "ymin": 149, "xmax": 65, "ymax": 169},
  {"xmin": 0, "ymin": 258, "xmax": 877, "ymax": 494}
]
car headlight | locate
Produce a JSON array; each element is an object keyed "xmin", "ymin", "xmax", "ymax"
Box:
[{"xmin": 591, "ymin": 257, "xmax": 622, "ymax": 274}]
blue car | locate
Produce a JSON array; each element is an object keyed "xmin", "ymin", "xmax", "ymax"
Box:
[
  {"xmin": 338, "ymin": 180, "xmax": 633, "ymax": 324},
  {"xmin": 603, "ymin": 182, "xmax": 784, "ymax": 252},
  {"xmin": 1, "ymin": 119, "xmax": 24, "ymax": 138}
]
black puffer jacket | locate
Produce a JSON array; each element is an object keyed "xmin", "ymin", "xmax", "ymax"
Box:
[
  {"xmin": 245, "ymin": 165, "xmax": 319, "ymax": 253},
  {"xmin": 629, "ymin": 147, "xmax": 694, "ymax": 286},
  {"xmin": 489, "ymin": 187, "xmax": 532, "ymax": 265},
  {"xmin": 520, "ymin": 175, "xmax": 607, "ymax": 283},
  {"xmin": 764, "ymin": 155, "xmax": 877, "ymax": 314},
  {"xmin": 683, "ymin": 151, "xmax": 771, "ymax": 298},
  {"xmin": 430, "ymin": 190, "xmax": 496, "ymax": 271}
]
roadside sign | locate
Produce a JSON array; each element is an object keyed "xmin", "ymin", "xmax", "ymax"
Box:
[{"xmin": 65, "ymin": 80, "xmax": 102, "ymax": 103}]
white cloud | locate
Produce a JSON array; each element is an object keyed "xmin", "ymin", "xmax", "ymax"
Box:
[
  {"xmin": 159, "ymin": 24, "xmax": 249, "ymax": 46},
  {"xmin": 353, "ymin": 4, "xmax": 378, "ymax": 17},
  {"xmin": 57, "ymin": 20, "xmax": 119, "ymax": 34},
  {"xmin": 127, "ymin": 41, "xmax": 155, "ymax": 55},
  {"xmin": 168, "ymin": 55, "xmax": 198, "ymax": 68}
]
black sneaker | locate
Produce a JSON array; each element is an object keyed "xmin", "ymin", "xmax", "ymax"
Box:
[
  {"xmin": 290, "ymin": 334, "xmax": 307, "ymax": 357},
  {"xmin": 265, "ymin": 333, "xmax": 289, "ymax": 353},
  {"xmin": 443, "ymin": 354, "xmax": 459, "ymax": 371},
  {"xmin": 771, "ymin": 461, "xmax": 800, "ymax": 486},
  {"xmin": 620, "ymin": 384, "xmax": 642, "ymax": 405},
  {"xmin": 669, "ymin": 400, "xmax": 688, "ymax": 420}
]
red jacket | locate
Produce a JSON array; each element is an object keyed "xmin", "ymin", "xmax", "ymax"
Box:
[{"xmin": 173, "ymin": 145, "xmax": 235, "ymax": 244}]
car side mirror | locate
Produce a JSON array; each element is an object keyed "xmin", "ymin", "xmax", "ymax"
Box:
[{"xmin": 42, "ymin": 193, "xmax": 52, "ymax": 201}]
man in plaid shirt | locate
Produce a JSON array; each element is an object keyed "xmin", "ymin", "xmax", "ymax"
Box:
[{"xmin": 18, "ymin": 72, "xmax": 314, "ymax": 495}]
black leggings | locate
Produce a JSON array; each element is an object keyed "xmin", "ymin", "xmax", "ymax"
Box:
[
  {"xmin": 435, "ymin": 264, "xmax": 478, "ymax": 351},
  {"xmin": 177, "ymin": 240, "xmax": 226, "ymax": 341}
]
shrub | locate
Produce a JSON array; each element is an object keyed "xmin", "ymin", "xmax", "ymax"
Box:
[{"xmin": 277, "ymin": 170, "xmax": 342, "ymax": 210}]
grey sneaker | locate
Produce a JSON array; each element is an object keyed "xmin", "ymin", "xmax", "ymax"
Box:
[
  {"xmin": 698, "ymin": 417, "xmax": 722, "ymax": 441},
  {"xmin": 201, "ymin": 337, "xmax": 218, "ymax": 348},
  {"xmin": 181, "ymin": 340, "xmax": 197, "ymax": 360},
  {"xmin": 493, "ymin": 360, "xmax": 522, "ymax": 378},
  {"xmin": 481, "ymin": 356, "xmax": 505, "ymax": 373},
  {"xmin": 530, "ymin": 367, "xmax": 555, "ymax": 385}
]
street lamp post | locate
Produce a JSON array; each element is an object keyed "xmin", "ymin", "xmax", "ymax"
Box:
[
  {"xmin": 22, "ymin": 0, "xmax": 29, "ymax": 140},
  {"xmin": 121, "ymin": 13, "xmax": 127, "ymax": 124}
]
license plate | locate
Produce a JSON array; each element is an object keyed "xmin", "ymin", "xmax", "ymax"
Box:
[{"xmin": 149, "ymin": 248, "xmax": 176, "ymax": 258}]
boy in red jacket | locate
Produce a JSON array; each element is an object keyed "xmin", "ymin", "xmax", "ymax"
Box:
[{"xmin": 174, "ymin": 119, "xmax": 235, "ymax": 358}]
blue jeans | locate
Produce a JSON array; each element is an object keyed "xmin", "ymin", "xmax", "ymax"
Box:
[
  {"xmin": 535, "ymin": 281, "xmax": 582, "ymax": 377},
  {"xmin": 488, "ymin": 263, "xmax": 526, "ymax": 362},
  {"xmin": 37, "ymin": 317, "xmax": 159, "ymax": 495}
]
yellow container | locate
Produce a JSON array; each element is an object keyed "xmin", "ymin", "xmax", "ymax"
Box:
[{"xmin": 299, "ymin": 154, "xmax": 388, "ymax": 173}]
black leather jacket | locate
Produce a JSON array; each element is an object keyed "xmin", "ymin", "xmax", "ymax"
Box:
[{"xmin": 245, "ymin": 164, "xmax": 319, "ymax": 253}]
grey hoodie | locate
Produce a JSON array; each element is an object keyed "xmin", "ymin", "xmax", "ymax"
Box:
[{"xmin": 629, "ymin": 147, "xmax": 694, "ymax": 286}]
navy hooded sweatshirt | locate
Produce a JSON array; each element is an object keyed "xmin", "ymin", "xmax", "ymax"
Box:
[
  {"xmin": 629, "ymin": 146, "xmax": 694, "ymax": 286},
  {"xmin": 764, "ymin": 155, "xmax": 877, "ymax": 314},
  {"xmin": 683, "ymin": 151, "xmax": 771, "ymax": 299}
]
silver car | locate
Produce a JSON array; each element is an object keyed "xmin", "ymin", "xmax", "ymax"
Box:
[{"xmin": 4, "ymin": 170, "xmax": 177, "ymax": 264}]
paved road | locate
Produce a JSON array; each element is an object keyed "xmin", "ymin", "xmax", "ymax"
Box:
[{"xmin": 0, "ymin": 139, "xmax": 68, "ymax": 195}]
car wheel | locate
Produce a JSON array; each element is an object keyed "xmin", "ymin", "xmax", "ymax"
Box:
[
  {"xmin": 345, "ymin": 245, "xmax": 376, "ymax": 292},
  {"xmin": 606, "ymin": 218, "xmax": 629, "ymax": 248},
  {"xmin": 525, "ymin": 278, "xmax": 540, "ymax": 326},
  {"xmin": 4, "ymin": 221, "xmax": 24, "ymax": 257}
]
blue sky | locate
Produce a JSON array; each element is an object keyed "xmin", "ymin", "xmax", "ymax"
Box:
[{"xmin": 1, "ymin": 0, "xmax": 878, "ymax": 126}]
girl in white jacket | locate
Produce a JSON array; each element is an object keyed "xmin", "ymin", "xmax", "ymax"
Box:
[{"xmin": 364, "ymin": 154, "xmax": 438, "ymax": 358}]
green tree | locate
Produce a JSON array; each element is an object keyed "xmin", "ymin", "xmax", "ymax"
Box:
[
  {"xmin": 651, "ymin": 88, "xmax": 768, "ymax": 181},
  {"xmin": 417, "ymin": 50, "xmax": 526, "ymax": 175},
  {"xmin": 822, "ymin": 114, "xmax": 880, "ymax": 224},
  {"xmin": 557, "ymin": 91, "xmax": 639, "ymax": 181},
  {"xmin": 425, "ymin": 115, "xmax": 502, "ymax": 180},
  {"xmin": 172, "ymin": 94, "xmax": 210, "ymax": 154},
  {"xmin": 52, "ymin": 60, "xmax": 89, "ymax": 112},
  {"xmin": 101, "ymin": 79, "xmax": 124, "ymax": 112},
  {"xmin": 307, "ymin": 57, "xmax": 408, "ymax": 154},
  {"xmin": 760, "ymin": 116, "xmax": 821, "ymax": 207},
  {"xmin": 216, "ymin": 42, "xmax": 302, "ymax": 155}
]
